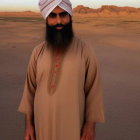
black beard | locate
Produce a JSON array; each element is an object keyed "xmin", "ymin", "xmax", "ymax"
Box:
[{"xmin": 45, "ymin": 19, "xmax": 74, "ymax": 53}]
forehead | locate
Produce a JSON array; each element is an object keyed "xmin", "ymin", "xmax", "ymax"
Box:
[{"xmin": 51, "ymin": 6, "xmax": 67, "ymax": 14}]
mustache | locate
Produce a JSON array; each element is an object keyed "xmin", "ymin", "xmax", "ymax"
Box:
[{"xmin": 51, "ymin": 24, "xmax": 65, "ymax": 28}]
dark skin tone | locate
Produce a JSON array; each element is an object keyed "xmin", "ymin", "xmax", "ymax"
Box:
[
  {"xmin": 24, "ymin": 6, "xmax": 96, "ymax": 140},
  {"xmin": 47, "ymin": 7, "xmax": 70, "ymax": 30},
  {"xmin": 24, "ymin": 114, "xmax": 35, "ymax": 140},
  {"xmin": 48, "ymin": 11, "xmax": 69, "ymax": 18}
]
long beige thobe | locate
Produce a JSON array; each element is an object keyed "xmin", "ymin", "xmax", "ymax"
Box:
[{"xmin": 18, "ymin": 36, "xmax": 105, "ymax": 140}]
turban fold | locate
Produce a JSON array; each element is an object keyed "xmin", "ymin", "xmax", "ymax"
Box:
[{"xmin": 39, "ymin": 0, "xmax": 73, "ymax": 19}]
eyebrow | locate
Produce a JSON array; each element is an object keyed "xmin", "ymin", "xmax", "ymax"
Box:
[
  {"xmin": 49, "ymin": 12, "xmax": 56, "ymax": 16},
  {"xmin": 60, "ymin": 12, "xmax": 68, "ymax": 15}
]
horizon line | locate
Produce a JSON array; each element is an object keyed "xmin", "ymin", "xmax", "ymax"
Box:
[{"xmin": 0, "ymin": 4, "xmax": 140, "ymax": 12}]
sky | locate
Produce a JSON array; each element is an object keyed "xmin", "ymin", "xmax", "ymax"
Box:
[{"xmin": 0, "ymin": 0, "xmax": 140, "ymax": 12}]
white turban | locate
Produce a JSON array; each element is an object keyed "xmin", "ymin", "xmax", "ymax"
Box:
[{"xmin": 38, "ymin": 0, "xmax": 73, "ymax": 20}]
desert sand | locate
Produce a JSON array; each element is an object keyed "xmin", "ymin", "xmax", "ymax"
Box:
[{"xmin": 0, "ymin": 7, "xmax": 140, "ymax": 140}]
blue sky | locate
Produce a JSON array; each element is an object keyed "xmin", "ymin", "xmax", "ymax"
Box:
[{"xmin": 0, "ymin": 0, "xmax": 140, "ymax": 11}]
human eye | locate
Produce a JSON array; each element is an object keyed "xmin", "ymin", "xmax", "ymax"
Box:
[
  {"xmin": 48, "ymin": 13, "xmax": 56, "ymax": 18},
  {"xmin": 60, "ymin": 12, "xmax": 68, "ymax": 18}
]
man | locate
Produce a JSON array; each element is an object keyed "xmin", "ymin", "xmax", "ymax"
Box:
[{"xmin": 18, "ymin": 0, "xmax": 105, "ymax": 140}]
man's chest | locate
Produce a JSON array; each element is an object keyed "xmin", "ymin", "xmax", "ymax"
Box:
[{"xmin": 36, "ymin": 50, "xmax": 86, "ymax": 83}]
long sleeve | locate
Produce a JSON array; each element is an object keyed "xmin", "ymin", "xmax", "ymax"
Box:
[
  {"xmin": 84, "ymin": 45, "xmax": 105, "ymax": 123},
  {"xmin": 18, "ymin": 48, "xmax": 37, "ymax": 115}
]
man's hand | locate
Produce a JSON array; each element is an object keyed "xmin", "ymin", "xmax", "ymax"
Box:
[
  {"xmin": 81, "ymin": 122, "xmax": 96, "ymax": 140},
  {"xmin": 25, "ymin": 124, "xmax": 35, "ymax": 140},
  {"xmin": 25, "ymin": 114, "xmax": 36, "ymax": 140}
]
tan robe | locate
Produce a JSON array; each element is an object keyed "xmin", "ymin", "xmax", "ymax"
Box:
[{"xmin": 18, "ymin": 36, "xmax": 105, "ymax": 140}]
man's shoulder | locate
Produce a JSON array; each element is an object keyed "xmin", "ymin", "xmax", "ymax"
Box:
[
  {"xmin": 33, "ymin": 41, "xmax": 46, "ymax": 52},
  {"xmin": 74, "ymin": 36, "xmax": 95, "ymax": 55},
  {"xmin": 74, "ymin": 36, "xmax": 92, "ymax": 49},
  {"xmin": 32, "ymin": 41, "xmax": 46, "ymax": 54},
  {"xmin": 74, "ymin": 36, "xmax": 98, "ymax": 64},
  {"xmin": 73, "ymin": 36, "xmax": 86, "ymax": 46},
  {"xmin": 30, "ymin": 41, "xmax": 46, "ymax": 59}
]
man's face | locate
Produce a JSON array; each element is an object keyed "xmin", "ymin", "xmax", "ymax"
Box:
[
  {"xmin": 45, "ymin": 6, "xmax": 74, "ymax": 53},
  {"xmin": 47, "ymin": 6, "xmax": 70, "ymax": 30}
]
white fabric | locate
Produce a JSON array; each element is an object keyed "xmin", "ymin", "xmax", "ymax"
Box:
[{"xmin": 38, "ymin": 0, "xmax": 73, "ymax": 19}]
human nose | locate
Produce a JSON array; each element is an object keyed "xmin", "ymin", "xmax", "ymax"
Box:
[{"xmin": 56, "ymin": 15, "xmax": 62, "ymax": 24}]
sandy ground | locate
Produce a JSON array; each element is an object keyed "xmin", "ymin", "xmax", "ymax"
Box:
[{"xmin": 0, "ymin": 16, "xmax": 140, "ymax": 140}]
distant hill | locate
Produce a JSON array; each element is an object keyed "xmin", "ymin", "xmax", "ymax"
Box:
[
  {"xmin": 0, "ymin": 11, "xmax": 41, "ymax": 17},
  {"xmin": 0, "ymin": 5, "xmax": 140, "ymax": 17},
  {"xmin": 73, "ymin": 5, "xmax": 140, "ymax": 16}
]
